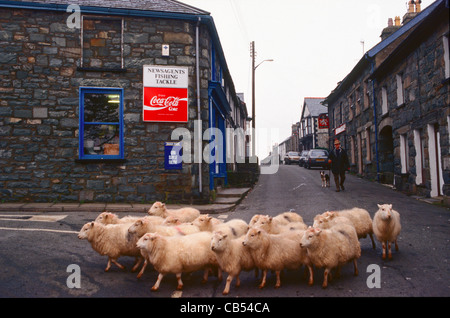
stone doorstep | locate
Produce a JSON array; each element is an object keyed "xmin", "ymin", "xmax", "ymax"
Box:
[{"xmin": 216, "ymin": 187, "xmax": 251, "ymax": 198}]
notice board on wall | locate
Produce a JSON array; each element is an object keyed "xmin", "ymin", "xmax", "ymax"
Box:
[{"xmin": 143, "ymin": 65, "xmax": 189, "ymax": 123}]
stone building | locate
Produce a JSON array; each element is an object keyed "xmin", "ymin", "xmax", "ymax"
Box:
[
  {"xmin": 299, "ymin": 97, "xmax": 328, "ymax": 151},
  {"xmin": 0, "ymin": 0, "xmax": 250, "ymax": 204},
  {"xmin": 324, "ymin": 0, "xmax": 449, "ymax": 202}
]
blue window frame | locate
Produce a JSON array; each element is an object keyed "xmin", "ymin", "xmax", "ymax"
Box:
[{"xmin": 79, "ymin": 87, "xmax": 124, "ymax": 160}]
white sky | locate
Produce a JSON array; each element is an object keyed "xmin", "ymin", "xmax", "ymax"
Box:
[{"xmin": 180, "ymin": 0, "xmax": 435, "ymax": 159}]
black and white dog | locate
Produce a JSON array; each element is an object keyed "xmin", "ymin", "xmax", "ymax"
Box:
[{"xmin": 320, "ymin": 171, "xmax": 330, "ymax": 188}]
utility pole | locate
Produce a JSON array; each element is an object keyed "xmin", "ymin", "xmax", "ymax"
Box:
[{"xmin": 250, "ymin": 41, "xmax": 256, "ymax": 158}]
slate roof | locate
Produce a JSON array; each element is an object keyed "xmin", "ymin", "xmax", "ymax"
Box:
[
  {"xmin": 302, "ymin": 98, "xmax": 327, "ymax": 118},
  {"xmin": 2, "ymin": 0, "xmax": 210, "ymax": 15}
]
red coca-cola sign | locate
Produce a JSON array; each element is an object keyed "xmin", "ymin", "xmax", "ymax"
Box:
[{"xmin": 143, "ymin": 87, "xmax": 188, "ymax": 122}]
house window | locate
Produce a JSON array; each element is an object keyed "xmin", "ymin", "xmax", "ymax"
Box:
[
  {"xmin": 381, "ymin": 86, "xmax": 388, "ymax": 115},
  {"xmin": 413, "ymin": 129, "xmax": 423, "ymax": 184},
  {"xmin": 396, "ymin": 73, "xmax": 404, "ymax": 106},
  {"xmin": 79, "ymin": 87, "xmax": 124, "ymax": 160},
  {"xmin": 443, "ymin": 35, "xmax": 450, "ymax": 79},
  {"xmin": 400, "ymin": 133, "xmax": 408, "ymax": 174},
  {"xmin": 365, "ymin": 127, "xmax": 371, "ymax": 161}
]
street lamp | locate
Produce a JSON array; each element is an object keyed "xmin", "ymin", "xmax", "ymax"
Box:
[{"xmin": 251, "ymin": 41, "xmax": 273, "ymax": 159}]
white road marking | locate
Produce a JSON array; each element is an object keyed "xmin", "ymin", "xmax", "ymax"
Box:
[
  {"xmin": 0, "ymin": 226, "xmax": 78, "ymax": 234},
  {"xmin": 0, "ymin": 214, "xmax": 67, "ymax": 222}
]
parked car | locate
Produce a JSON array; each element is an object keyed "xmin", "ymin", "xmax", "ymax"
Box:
[
  {"xmin": 284, "ymin": 151, "xmax": 300, "ymax": 165},
  {"xmin": 304, "ymin": 149, "xmax": 330, "ymax": 169},
  {"xmin": 298, "ymin": 150, "xmax": 309, "ymax": 167}
]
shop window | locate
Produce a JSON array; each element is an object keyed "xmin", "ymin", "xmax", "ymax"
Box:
[{"xmin": 79, "ymin": 87, "xmax": 124, "ymax": 160}]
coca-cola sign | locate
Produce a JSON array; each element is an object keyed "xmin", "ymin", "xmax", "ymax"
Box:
[
  {"xmin": 143, "ymin": 87, "xmax": 188, "ymax": 122},
  {"xmin": 143, "ymin": 65, "xmax": 188, "ymax": 123}
]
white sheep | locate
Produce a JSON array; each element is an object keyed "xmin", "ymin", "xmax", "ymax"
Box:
[
  {"xmin": 251, "ymin": 214, "xmax": 307, "ymax": 234},
  {"xmin": 242, "ymin": 227, "xmax": 312, "ymax": 289},
  {"xmin": 210, "ymin": 231, "xmax": 256, "ymax": 295},
  {"xmin": 192, "ymin": 214, "xmax": 249, "ymax": 238},
  {"xmin": 147, "ymin": 201, "xmax": 200, "ymax": 223},
  {"xmin": 95, "ymin": 212, "xmax": 162, "ymax": 225},
  {"xmin": 78, "ymin": 221, "xmax": 143, "ymax": 272},
  {"xmin": 136, "ymin": 231, "xmax": 221, "ymax": 291},
  {"xmin": 272, "ymin": 211, "xmax": 305, "ymax": 225},
  {"xmin": 300, "ymin": 224, "xmax": 361, "ymax": 288},
  {"xmin": 313, "ymin": 207, "xmax": 376, "ymax": 249},
  {"xmin": 372, "ymin": 204, "xmax": 402, "ymax": 260}
]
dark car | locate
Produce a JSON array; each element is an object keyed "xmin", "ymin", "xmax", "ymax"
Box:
[
  {"xmin": 298, "ymin": 150, "xmax": 309, "ymax": 167},
  {"xmin": 284, "ymin": 151, "xmax": 300, "ymax": 165},
  {"xmin": 304, "ymin": 149, "xmax": 330, "ymax": 169}
]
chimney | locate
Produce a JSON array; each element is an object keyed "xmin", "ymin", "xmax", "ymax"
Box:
[
  {"xmin": 403, "ymin": 0, "xmax": 419, "ymax": 24},
  {"xmin": 380, "ymin": 17, "xmax": 401, "ymax": 41},
  {"xmin": 415, "ymin": 0, "xmax": 422, "ymax": 12}
]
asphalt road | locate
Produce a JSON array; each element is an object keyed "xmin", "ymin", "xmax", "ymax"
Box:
[{"xmin": 0, "ymin": 164, "xmax": 449, "ymax": 303}]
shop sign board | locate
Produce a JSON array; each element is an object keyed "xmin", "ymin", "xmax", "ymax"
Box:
[{"xmin": 143, "ymin": 65, "xmax": 188, "ymax": 122}]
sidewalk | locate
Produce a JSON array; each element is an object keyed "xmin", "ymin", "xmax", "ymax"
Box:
[{"xmin": 0, "ymin": 187, "xmax": 252, "ymax": 215}]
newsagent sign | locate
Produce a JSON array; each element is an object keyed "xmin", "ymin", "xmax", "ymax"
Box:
[{"xmin": 143, "ymin": 65, "xmax": 188, "ymax": 123}]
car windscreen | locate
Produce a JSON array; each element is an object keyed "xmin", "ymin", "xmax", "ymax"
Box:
[{"xmin": 309, "ymin": 150, "xmax": 327, "ymax": 157}]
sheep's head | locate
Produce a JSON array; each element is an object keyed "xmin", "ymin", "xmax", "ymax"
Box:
[
  {"xmin": 148, "ymin": 201, "xmax": 165, "ymax": 216},
  {"xmin": 78, "ymin": 221, "xmax": 95, "ymax": 240},
  {"xmin": 300, "ymin": 226, "xmax": 322, "ymax": 248},
  {"xmin": 136, "ymin": 233, "xmax": 159, "ymax": 249},
  {"xmin": 211, "ymin": 231, "xmax": 227, "ymax": 252},
  {"xmin": 95, "ymin": 212, "xmax": 117, "ymax": 224},
  {"xmin": 242, "ymin": 227, "xmax": 262, "ymax": 248},
  {"xmin": 377, "ymin": 204, "xmax": 393, "ymax": 220},
  {"xmin": 128, "ymin": 219, "xmax": 144, "ymax": 234},
  {"xmin": 163, "ymin": 216, "xmax": 181, "ymax": 226},
  {"xmin": 192, "ymin": 214, "xmax": 212, "ymax": 229}
]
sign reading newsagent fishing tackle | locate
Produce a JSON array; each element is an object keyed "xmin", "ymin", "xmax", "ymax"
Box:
[{"xmin": 143, "ymin": 65, "xmax": 189, "ymax": 123}]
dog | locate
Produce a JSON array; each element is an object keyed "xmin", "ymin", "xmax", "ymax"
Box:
[{"xmin": 320, "ymin": 171, "xmax": 330, "ymax": 188}]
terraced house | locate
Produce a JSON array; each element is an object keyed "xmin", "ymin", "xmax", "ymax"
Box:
[
  {"xmin": 0, "ymin": 0, "xmax": 250, "ymax": 204},
  {"xmin": 324, "ymin": 0, "xmax": 449, "ymax": 203}
]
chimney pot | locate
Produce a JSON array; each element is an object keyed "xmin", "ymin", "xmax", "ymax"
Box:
[
  {"xmin": 388, "ymin": 18, "xmax": 394, "ymax": 27},
  {"xmin": 394, "ymin": 16, "xmax": 401, "ymax": 26}
]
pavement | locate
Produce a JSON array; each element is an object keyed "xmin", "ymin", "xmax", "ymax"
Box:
[{"xmin": 0, "ymin": 187, "xmax": 252, "ymax": 214}]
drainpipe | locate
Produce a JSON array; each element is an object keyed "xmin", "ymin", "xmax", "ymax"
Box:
[
  {"xmin": 366, "ymin": 54, "xmax": 380, "ymax": 182},
  {"xmin": 196, "ymin": 17, "xmax": 202, "ymax": 193}
]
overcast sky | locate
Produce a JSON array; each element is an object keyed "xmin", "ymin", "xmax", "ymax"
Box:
[{"xmin": 180, "ymin": 0, "xmax": 434, "ymax": 159}]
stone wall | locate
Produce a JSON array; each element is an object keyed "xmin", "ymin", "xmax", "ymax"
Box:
[{"xmin": 0, "ymin": 8, "xmax": 212, "ymax": 203}]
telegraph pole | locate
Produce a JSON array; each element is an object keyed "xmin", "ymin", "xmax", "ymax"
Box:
[{"xmin": 250, "ymin": 41, "xmax": 256, "ymax": 158}]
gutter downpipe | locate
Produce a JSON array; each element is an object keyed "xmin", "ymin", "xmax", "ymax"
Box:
[
  {"xmin": 196, "ymin": 17, "xmax": 202, "ymax": 193},
  {"xmin": 366, "ymin": 53, "xmax": 380, "ymax": 183}
]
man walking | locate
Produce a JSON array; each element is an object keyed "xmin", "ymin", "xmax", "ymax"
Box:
[{"xmin": 329, "ymin": 139, "xmax": 350, "ymax": 192}]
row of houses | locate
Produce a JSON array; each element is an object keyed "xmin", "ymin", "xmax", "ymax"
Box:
[
  {"xmin": 285, "ymin": 0, "xmax": 449, "ymax": 202},
  {"xmin": 0, "ymin": 0, "xmax": 252, "ymax": 204}
]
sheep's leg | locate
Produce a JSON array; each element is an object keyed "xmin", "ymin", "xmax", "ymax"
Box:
[
  {"xmin": 235, "ymin": 274, "xmax": 241, "ymax": 287},
  {"xmin": 307, "ymin": 265, "xmax": 314, "ymax": 286},
  {"xmin": 111, "ymin": 259, "xmax": 125, "ymax": 270},
  {"xmin": 369, "ymin": 234, "xmax": 376, "ymax": 249},
  {"xmin": 258, "ymin": 269, "xmax": 267, "ymax": 289},
  {"xmin": 176, "ymin": 273, "xmax": 184, "ymax": 290},
  {"xmin": 136, "ymin": 259, "xmax": 148, "ymax": 279},
  {"xmin": 322, "ymin": 268, "xmax": 330, "ymax": 288},
  {"xmin": 151, "ymin": 273, "xmax": 164, "ymax": 291},
  {"xmin": 394, "ymin": 239, "xmax": 399, "ymax": 251},
  {"xmin": 353, "ymin": 259, "xmax": 359, "ymax": 276},
  {"xmin": 381, "ymin": 242, "xmax": 387, "ymax": 259},
  {"xmin": 274, "ymin": 270, "xmax": 281, "ymax": 289},
  {"xmin": 105, "ymin": 259, "xmax": 112, "ymax": 272},
  {"xmin": 388, "ymin": 242, "xmax": 392, "ymax": 260},
  {"xmin": 202, "ymin": 268, "xmax": 209, "ymax": 284},
  {"xmin": 223, "ymin": 275, "xmax": 234, "ymax": 295},
  {"xmin": 131, "ymin": 257, "xmax": 143, "ymax": 272},
  {"xmin": 217, "ymin": 268, "xmax": 223, "ymax": 281}
]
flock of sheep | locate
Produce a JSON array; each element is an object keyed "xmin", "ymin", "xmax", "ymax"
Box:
[{"xmin": 78, "ymin": 201, "xmax": 401, "ymax": 295}]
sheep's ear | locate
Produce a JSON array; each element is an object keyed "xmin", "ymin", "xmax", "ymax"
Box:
[
  {"xmin": 257, "ymin": 230, "xmax": 261, "ymax": 235},
  {"xmin": 315, "ymin": 228, "xmax": 322, "ymax": 235},
  {"xmin": 388, "ymin": 204, "xmax": 392, "ymax": 209},
  {"xmin": 223, "ymin": 234, "xmax": 228, "ymax": 239},
  {"xmin": 377, "ymin": 204, "xmax": 382, "ymax": 208},
  {"xmin": 90, "ymin": 221, "xmax": 95, "ymax": 227}
]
